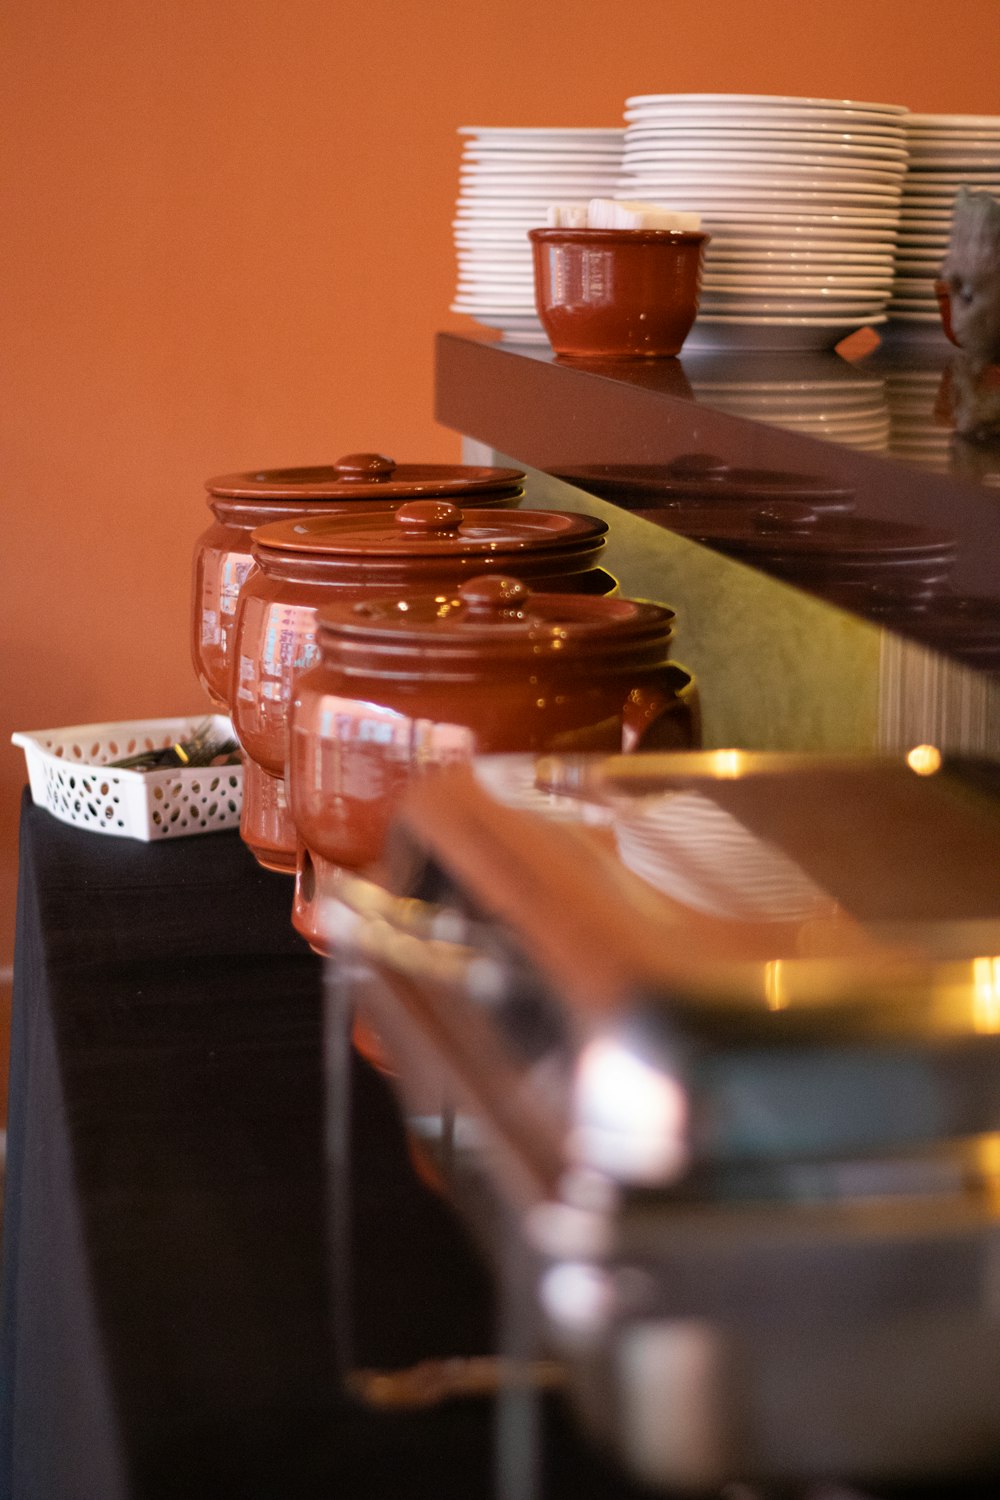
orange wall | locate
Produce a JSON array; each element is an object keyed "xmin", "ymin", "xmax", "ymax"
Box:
[{"xmin": 2, "ymin": 0, "xmax": 998, "ymax": 971}]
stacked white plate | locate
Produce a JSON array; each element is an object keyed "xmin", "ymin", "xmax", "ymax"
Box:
[
  {"xmin": 614, "ymin": 93, "xmax": 909, "ymax": 349},
  {"xmin": 889, "ymin": 112, "xmax": 1000, "ymax": 331},
  {"xmin": 451, "ymin": 125, "xmax": 625, "ymax": 343}
]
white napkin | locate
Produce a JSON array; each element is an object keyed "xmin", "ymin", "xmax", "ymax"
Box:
[{"xmin": 546, "ymin": 198, "xmax": 701, "ymax": 230}]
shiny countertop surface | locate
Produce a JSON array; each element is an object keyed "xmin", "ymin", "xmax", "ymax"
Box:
[{"xmin": 435, "ymin": 329, "xmax": 1000, "ymax": 604}]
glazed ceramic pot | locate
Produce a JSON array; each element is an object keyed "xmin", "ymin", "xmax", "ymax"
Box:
[
  {"xmin": 529, "ymin": 227, "xmax": 710, "ymax": 358},
  {"xmin": 192, "ymin": 452, "xmax": 525, "ymax": 710},
  {"xmin": 231, "ymin": 502, "xmax": 616, "ymax": 871},
  {"xmin": 287, "ymin": 572, "xmax": 698, "ymax": 950}
]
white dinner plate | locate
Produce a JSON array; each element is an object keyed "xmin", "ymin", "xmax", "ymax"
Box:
[
  {"xmin": 455, "ymin": 205, "xmax": 561, "ymax": 218},
  {"xmin": 686, "ymin": 313, "xmax": 887, "ymax": 350},
  {"xmin": 458, "ymin": 162, "xmax": 621, "ymax": 176},
  {"xmin": 458, "ymin": 126, "xmax": 624, "ymax": 139},
  {"xmin": 892, "ymin": 274, "xmax": 938, "ymax": 290},
  {"xmin": 455, "ymin": 254, "xmax": 534, "ymax": 267},
  {"xmin": 461, "ymin": 146, "xmax": 623, "ymax": 160},
  {"xmin": 625, "ymin": 106, "xmax": 908, "ymax": 131},
  {"xmin": 703, "ymin": 274, "xmax": 893, "ymax": 292},
  {"xmin": 906, "ymin": 126, "xmax": 1000, "ymax": 139},
  {"xmin": 453, "ymin": 235, "xmax": 536, "ymax": 247},
  {"xmin": 618, "ymin": 171, "xmax": 901, "ymax": 194},
  {"xmin": 624, "ymin": 102, "xmax": 907, "ymax": 120},
  {"xmin": 906, "ymin": 113, "xmax": 1000, "ymax": 130},
  {"xmin": 699, "ymin": 299, "xmax": 889, "ymax": 316},
  {"xmin": 894, "ymin": 239, "xmax": 949, "ymax": 254},
  {"xmin": 888, "ymin": 292, "xmax": 940, "ymax": 306},
  {"xmin": 623, "ymin": 125, "xmax": 908, "ymax": 149},
  {"xmin": 704, "ymin": 222, "xmax": 898, "ymax": 241},
  {"xmin": 892, "ymin": 252, "xmax": 942, "ymax": 266},
  {"xmin": 460, "ymin": 165, "xmax": 624, "ymax": 179},
  {"xmin": 903, "ymin": 172, "xmax": 1000, "ymax": 188},
  {"xmin": 456, "ymin": 269, "xmax": 534, "ymax": 283},
  {"xmin": 707, "ymin": 246, "xmax": 893, "ymax": 263},
  {"xmin": 457, "ymin": 186, "xmax": 619, "ymax": 201},
  {"xmin": 625, "ymin": 92, "xmax": 906, "ymax": 113},
  {"xmin": 621, "ymin": 148, "xmax": 905, "ymax": 176},
  {"xmin": 907, "ymin": 139, "xmax": 1000, "ymax": 156},
  {"xmin": 451, "ymin": 291, "xmax": 537, "ymax": 305},
  {"xmin": 905, "ymin": 185, "xmax": 1000, "ymax": 201},
  {"xmin": 886, "ymin": 310, "xmax": 944, "ymax": 320},
  {"xmin": 909, "ymin": 154, "xmax": 1000, "ymax": 171}
]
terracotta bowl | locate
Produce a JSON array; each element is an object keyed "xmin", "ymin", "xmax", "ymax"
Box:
[{"xmin": 529, "ymin": 227, "xmax": 710, "ymax": 359}]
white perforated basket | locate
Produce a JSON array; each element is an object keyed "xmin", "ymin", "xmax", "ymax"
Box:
[{"xmin": 12, "ymin": 715, "xmax": 243, "ymax": 841}]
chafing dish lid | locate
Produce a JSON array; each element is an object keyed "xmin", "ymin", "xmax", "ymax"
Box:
[{"xmin": 341, "ymin": 751, "xmax": 1000, "ymax": 1182}]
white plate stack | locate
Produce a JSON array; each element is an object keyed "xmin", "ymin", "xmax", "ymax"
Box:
[
  {"xmin": 614, "ymin": 93, "xmax": 910, "ymax": 349},
  {"xmin": 451, "ymin": 125, "xmax": 625, "ymax": 343},
  {"xmin": 889, "ymin": 113, "xmax": 1000, "ymax": 331}
]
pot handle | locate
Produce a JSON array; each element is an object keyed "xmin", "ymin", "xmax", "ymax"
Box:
[{"xmin": 621, "ymin": 663, "xmax": 700, "ymax": 752}]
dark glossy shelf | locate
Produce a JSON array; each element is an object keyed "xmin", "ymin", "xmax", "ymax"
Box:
[{"xmin": 435, "ymin": 330, "xmax": 1000, "ymax": 602}]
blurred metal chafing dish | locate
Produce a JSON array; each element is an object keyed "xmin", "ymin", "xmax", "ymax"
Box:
[{"xmin": 322, "ymin": 749, "xmax": 1000, "ymax": 1495}]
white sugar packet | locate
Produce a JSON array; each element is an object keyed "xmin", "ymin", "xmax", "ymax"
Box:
[
  {"xmin": 587, "ymin": 198, "xmax": 702, "ymax": 230},
  {"xmin": 545, "ymin": 202, "xmax": 591, "ymax": 227}
]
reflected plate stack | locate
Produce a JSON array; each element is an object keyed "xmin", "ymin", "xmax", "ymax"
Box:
[
  {"xmin": 689, "ymin": 356, "xmax": 890, "ymax": 451},
  {"xmin": 615, "ymin": 93, "xmax": 909, "ymax": 349},
  {"xmin": 886, "ymin": 364, "xmax": 954, "ymax": 470},
  {"xmin": 451, "ymin": 125, "xmax": 624, "ymax": 343},
  {"xmin": 889, "ymin": 112, "xmax": 1000, "ymax": 331}
]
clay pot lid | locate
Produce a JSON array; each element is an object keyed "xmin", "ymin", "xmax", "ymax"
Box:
[
  {"xmin": 253, "ymin": 500, "xmax": 607, "ymax": 557},
  {"xmin": 206, "ymin": 452, "xmax": 525, "ymax": 501},
  {"xmin": 317, "ymin": 574, "xmax": 674, "ymax": 650},
  {"xmin": 556, "ymin": 451, "xmax": 855, "ymax": 512}
]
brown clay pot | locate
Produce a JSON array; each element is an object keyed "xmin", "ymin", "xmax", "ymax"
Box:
[
  {"xmin": 192, "ymin": 452, "xmax": 525, "ymax": 710},
  {"xmin": 230, "ymin": 502, "xmax": 616, "ymax": 871},
  {"xmin": 286, "ymin": 572, "xmax": 698, "ymax": 951},
  {"xmin": 529, "ymin": 227, "xmax": 709, "ymax": 359}
]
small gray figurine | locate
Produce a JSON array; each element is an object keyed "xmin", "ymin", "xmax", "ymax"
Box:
[{"xmin": 939, "ymin": 187, "xmax": 1000, "ymax": 440}]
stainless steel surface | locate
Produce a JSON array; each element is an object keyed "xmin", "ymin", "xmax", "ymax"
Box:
[{"xmin": 323, "ymin": 751, "xmax": 1000, "ymax": 1492}]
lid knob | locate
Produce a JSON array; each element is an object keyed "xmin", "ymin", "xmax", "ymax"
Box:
[
  {"xmin": 333, "ymin": 452, "xmax": 397, "ymax": 482},
  {"xmin": 394, "ymin": 500, "xmax": 463, "ymax": 532},
  {"xmin": 458, "ymin": 575, "xmax": 532, "ymax": 619},
  {"xmin": 666, "ymin": 452, "xmax": 729, "ymax": 482}
]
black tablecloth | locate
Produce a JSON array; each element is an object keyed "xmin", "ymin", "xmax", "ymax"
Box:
[{"xmin": 0, "ymin": 792, "xmax": 656, "ymax": 1500}]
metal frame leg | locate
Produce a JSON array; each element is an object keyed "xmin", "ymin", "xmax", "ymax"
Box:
[
  {"xmin": 324, "ymin": 953, "xmax": 359, "ymax": 1388},
  {"xmin": 495, "ymin": 1231, "xmax": 543, "ymax": 1500}
]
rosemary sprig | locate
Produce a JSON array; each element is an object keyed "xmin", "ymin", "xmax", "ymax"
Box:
[{"xmin": 108, "ymin": 719, "xmax": 241, "ymax": 772}]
